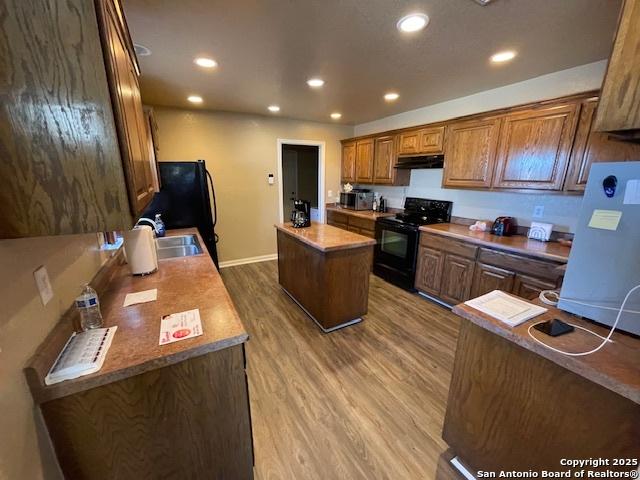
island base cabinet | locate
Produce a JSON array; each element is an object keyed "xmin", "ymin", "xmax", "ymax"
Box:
[
  {"xmin": 277, "ymin": 230, "xmax": 372, "ymax": 331},
  {"xmin": 443, "ymin": 321, "xmax": 640, "ymax": 474},
  {"xmin": 41, "ymin": 345, "xmax": 254, "ymax": 480}
]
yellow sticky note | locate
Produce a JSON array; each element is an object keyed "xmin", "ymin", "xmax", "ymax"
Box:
[{"xmin": 588, "ymin": 209, "xmax": 622, "ymax": 231}]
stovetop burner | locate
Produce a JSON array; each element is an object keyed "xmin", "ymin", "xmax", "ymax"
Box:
[{"xmin": 378, "ymin": 197, "xmax": 453, "ymax": 227}]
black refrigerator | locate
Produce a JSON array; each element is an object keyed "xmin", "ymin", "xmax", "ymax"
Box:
[{"xmin": 143, "ymin": 160, "xmax": 219, "ymax": 269}]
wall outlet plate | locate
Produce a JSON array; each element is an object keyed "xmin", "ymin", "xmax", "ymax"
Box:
[
  {"xmin": 34, "ymin": 265, "xmax": 54, "ymax": 306},
  {"xmin": 533, "ymin": 205, "xmax": 544, "ymax": 218}
]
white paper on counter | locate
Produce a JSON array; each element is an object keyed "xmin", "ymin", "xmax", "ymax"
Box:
[
  {"xmin": 158, "ymin": 308, "xmax": 203, "ymax": 345},
  {"xmin": 123, "ymin": 288, "xmax": 158, "ymax": 307},
  {"xmin": 623, "ymin": 179, "xmax": 640, "ymax": 205}
]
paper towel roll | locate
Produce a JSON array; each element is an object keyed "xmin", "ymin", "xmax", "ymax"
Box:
[{"xmin": 123, "ymin": 226, "xmax": 158, "ymax": 276}]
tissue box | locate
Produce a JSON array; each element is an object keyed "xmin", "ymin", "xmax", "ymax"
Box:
[{"xmin": 528, "ymin": 222, "xmax": 553, "ymax": 242}]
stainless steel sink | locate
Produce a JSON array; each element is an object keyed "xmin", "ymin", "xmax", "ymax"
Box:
[{"xmin": 156, "ymin": 235, "xmax": 203, "ymax": 259}]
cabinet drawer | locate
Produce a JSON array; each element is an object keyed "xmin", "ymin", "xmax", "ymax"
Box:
[
  {"xmin": 348, "ymin": 216, "xmax": 375, "ymax": 231},
  {"xmin": 420, "ymin": 233, "xmax": 478, "ymax": 259},
  {"xmin": 477, "ymin": 248, "xmax": 562, "ymax": 280},
  {"xmin": 327, "ymin": 210, "xmax": 349, "ymax": 225}
]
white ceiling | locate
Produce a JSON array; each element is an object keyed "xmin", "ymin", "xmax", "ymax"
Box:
[{"xmin": 123, "ymin": 0, "xmax": 621, "ymax": 125}]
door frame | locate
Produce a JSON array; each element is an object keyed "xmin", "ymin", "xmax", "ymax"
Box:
[{"xmin": 277, "ymin": 139, "xmax": 326, "ymax": 224}]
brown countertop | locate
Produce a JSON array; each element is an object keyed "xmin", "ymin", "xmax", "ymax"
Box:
[
  {"xmin": 453, "ymin": 297, "xmax": 640, "ymax": 404},
  {"xmin": 419, "ymin": 223, "xmax": 571, "ymax": 263},
  {"xmin": 25, "ymin": 228, "xmax": 248, "ymax": 404},
  {"xmin": 326, "ymin": 204, "xmax": 401, "ymax": 220},
  {"xmin": 275, "ymin": 222, "xmax": 375, "ymax": 252}
]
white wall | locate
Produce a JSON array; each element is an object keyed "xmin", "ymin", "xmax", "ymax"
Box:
[{"xmin": 356, "ymin": 61, "xmax": 607, "ymax": 232}]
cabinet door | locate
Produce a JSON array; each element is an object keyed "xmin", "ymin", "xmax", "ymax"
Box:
[
  {"xmin": 593, "ymin": 0, "xmax": 640, "ymax": 132},
  {"xmin": 341, "ymin": 142, "xmax": 356, "ymax": 183},
  {"xmin": 372, "ymin": 135, "xmax": 395, "ymax": 184},
  {"xmin": 440, "ymin": 254, "xmax": 475, "ymax": 305},
  {"xmin": 99, "ymin": 0, "xmax": 154, "ymax": 214},
  {"xmin": 420, "ymin": 126, "xmax": 445, "ymax": 154},
  {"xmin": 470, "ymin": 263, "xmax": 515, "ymax": 299},
  {"xmin": 326, "ymin": 210, "xmax": 349, "ymax": 230},
  {"xmin": 493, "ymin": 103, "xmax": 579, "ymax": 190},
  {"xmin": 415, "ymin": 246, "xmax": 444, "ymax": 296},
  {"xmin": 565, "ymin": 98, "xmax": 640, "ymax": 191},
  {"xmin": 355, "ymin": 139, "xmax": 375, "ymax": 183},
  {"xmin": 513, "ymin": 274, "xmax": 557, "ymax": 301},
  {"xmin": 443, "ymin": 118, "xmax": 502, "ymax": 188},
  {"xmin": 398, "ymin": 130, "xmax": 421, "ymax": 155}
]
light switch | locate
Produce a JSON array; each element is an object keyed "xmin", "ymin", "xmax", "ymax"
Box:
[
  {"xmin": 34, "ymin": 265, "xmax": 54, "ymax": 306},
  {"xmin": 268, "ymin": 173, "xmax": 275, "ymax": 185}
]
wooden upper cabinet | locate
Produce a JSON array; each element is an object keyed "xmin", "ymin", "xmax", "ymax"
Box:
[
  {"xmin": 443, "ymin": 118, "xmax": 502, "ymax": 188},
  {"xmin": 98, "ymin": 0, "xmax": 155, "ymax": 215},
  {"xmin": 355, "ymin": 138, "xmax": 375, "ymax": 183},
  {"xmin": 593, "ymin": 0, "xmax": 640, "ymax": 133},
  {"xmin": 492, "ymin": 103, "xmax": 579, "ymax": 190},
  {"xmin": 420, "ymin": 126, "xmax": 445, "ymax": 154},
  {"xmin": 398, "ymin": 127, "xmax": 445, "ymax": 155},
  {"xmin": 372, "ymin": 136, "xmax": 395, "ymax": 184},
  {"xmin": 565, "ymin": 98, "xmax": 640, "ymax": 191},
  {"xmin": 341, "ymin": 142, "xmax": 356, "ymax": 183}
]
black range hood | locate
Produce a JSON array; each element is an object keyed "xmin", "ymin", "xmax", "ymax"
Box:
[{"xmin": 394, "ymin": 154, "xmax": 444, "ymax": 169}]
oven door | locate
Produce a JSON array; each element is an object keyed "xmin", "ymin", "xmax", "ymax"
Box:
[{"xmin": 374, "ymin": 221, "xmax": 419, "ymax": 273}]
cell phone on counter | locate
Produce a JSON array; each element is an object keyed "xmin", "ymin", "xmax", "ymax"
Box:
[{"xmin": 533, "ymin": 319, "xmax": 574, "ymax": 337}]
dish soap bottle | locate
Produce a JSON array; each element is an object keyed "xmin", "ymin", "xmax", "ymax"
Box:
[
  {"xmin": 75, "ymin": 284, "xmax": 103, "ymax": 330},
  {"xmin": 154, "ymin": 213, "xmax": 166, "ymax": 237}
]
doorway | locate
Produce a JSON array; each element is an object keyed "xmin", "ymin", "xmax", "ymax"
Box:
[{"xmin": 277, "ymin": 140, "xmax": 325, "ymax": 224}]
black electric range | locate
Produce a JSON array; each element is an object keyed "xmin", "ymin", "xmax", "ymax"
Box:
[{"xmin": 373, "ymin": 197, "xmax": 452, "ymax": 291}]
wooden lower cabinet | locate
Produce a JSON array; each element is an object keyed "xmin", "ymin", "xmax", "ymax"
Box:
[
  {"xmin": 326, "ymin": 210, "xmax": 375, "ymax": 239},
  {"xmin": 440, "ymin": 254, "xmax": 475, "ymax": 305},
  {"xmin": 416, "ymin": 232, "xmax": 563, "ymax": 305},
  {"xmin": 415, "ymin": 247, "xmax": 444, "ymax": 296},
  {"xmin": 470, "ymin": 263, "xmax": 515, "ymax": 298}
]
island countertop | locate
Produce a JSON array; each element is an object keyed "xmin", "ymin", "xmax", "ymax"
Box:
[
  {"xmin": 420, "ymin": 223, "xmax": 571, "ymax": 263},
  {"xmin": 275, "ymin": 222, "xmax": 376, "ymax": 252},
  {"xmin": 326, "ymin": 204, "xmax": 401, "ymax": 220},
  {"xmin": 25, "ymin": 228, "xmax": 248, "ymax": 404},
  {"xmin": 453, "ymin": 297, "xmax": 640, "ymax": 404}
]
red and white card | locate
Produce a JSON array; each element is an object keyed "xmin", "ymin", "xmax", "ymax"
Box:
[{"xmin": 158, "ymin": 309, "xmax": 203, "ymax": 345}]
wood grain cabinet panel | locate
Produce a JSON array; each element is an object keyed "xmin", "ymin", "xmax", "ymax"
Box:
[
  {"xmin": 440, "ymin": 254, "xmax": 475, "ymax": 305},
  {"xmin": 372, "ymin": 135, "xmax": 396, "ymax": 184},
  {"xmin": 398, "ymin": 130, "xmax": 422, "ymax": 155},
  {"xmin": 470, "ymin": 263, "xmax": 515, "ymax": 299},
  {"xmin": 493, "ymin": 104, "xmax": 579, "ymax": 190},
  {"xmin": 326, "ymin": 210, "xmax": 349, "ymax": 229},
  {"xmin": 415, "ymin": 246, "xmax": 445, "ymax": 296},
  {"xmin": 594, "ymin": 0, "xmax": 640, "ymax": 133},
  {"xmin": 565, "ymin": 98, "xmax": 640, "ymax": 191},
  {"xmin": 443, "ymin": 118, "xmax": 502, "ymax": 188},
  {"xmin": 513, "ymin": 274, "xmax": 557, "ymax": 300},
  {"xmin": 0, "ymin": 0, "xmax": 133, "ymax": 238},
  {"xmin": 420, "ymin": 126, "xmax": 445, "ymax": 154},
  {"xmin": 97, "ymin": 0, "xmax": 155, "ymax": 214},
  {"xmin": 341, "ymin": 142, "xmax": 356, "ymax": 183},
  {"xmin": 355, "ymin": 138, "xmax": 375, "ymax": 183}
]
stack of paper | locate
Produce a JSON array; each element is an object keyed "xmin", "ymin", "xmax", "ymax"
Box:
[{"xmin": 465, "ymin": 290, "xmax": 547, "ymax": 327}]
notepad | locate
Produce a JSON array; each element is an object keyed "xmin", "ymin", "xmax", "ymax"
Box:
[
  {"xmin": 123, "ymin": 289, "xmax": 157, "ymax": 307},
  {"xmin": 465, "ymin": 290, "xmax": 547, "ymax": 327}
]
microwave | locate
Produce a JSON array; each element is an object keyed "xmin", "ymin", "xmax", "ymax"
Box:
[{"xmin": 340, "ymin": 191, "xmax": 374, "ymax": 210}]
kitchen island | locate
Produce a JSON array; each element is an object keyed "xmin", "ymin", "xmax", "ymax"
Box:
[
  {"xmin": 275, "ymin": 222, "xmax": 375, "ymax": 332},
  {"xmin": 444, "ymin": 296, "xmax": 640, "ymax": 477},
  {"xmin": 25, "ymin": 229, "xmax": 254, "ymax": 480}
]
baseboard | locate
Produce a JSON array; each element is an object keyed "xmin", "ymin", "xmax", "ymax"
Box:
[{"xmin": 219, "ymin": 254, "xmax": 278, "ymax": 269}]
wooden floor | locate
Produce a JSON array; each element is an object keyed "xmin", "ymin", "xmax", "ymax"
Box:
[{"xmin": 221, "ymin": 260, "xmax": 462, "ymax": 480}]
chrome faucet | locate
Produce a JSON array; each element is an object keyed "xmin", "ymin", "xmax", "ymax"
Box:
[{"xmin": 135, "ymin": 217, "xmax": 159, "ymax": 235}]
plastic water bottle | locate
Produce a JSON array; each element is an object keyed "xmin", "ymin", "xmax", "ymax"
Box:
[
  {"xmin": 76, "ymin": 285, "xmax": 103, "ymax": 330},
  {"xmin": 154, "ymin": 213, "xmax": 166, "ymax": 237}
]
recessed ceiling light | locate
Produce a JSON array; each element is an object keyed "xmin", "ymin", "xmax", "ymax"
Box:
[
  {"xmin": 307, "ymin": 78, "xmax": 325, "ymax": 88},
  {"xmin": 384, "ymin": 92, "xmax": 400, "ymax": 102},
  {"xmin": 187, "ymin": 95, "xmax": 203, "ymax": 104},
  {"xmin": 268, "ymin": 105, "xmax": 280, "ymax": 113},
  {"xmin": 490, "ymin": 50, "xmax": 516, "ymax": 63},
  {"xmin": 397, "ymin": 13, "xmax": 429, "ymax": 33},
  {"xmin": 194, "ymin": 57, "xmax": 218, "ymax": 68},
  {"xmin": 330, "ymin": 112, "xmax": 342, "ymax": 120}
]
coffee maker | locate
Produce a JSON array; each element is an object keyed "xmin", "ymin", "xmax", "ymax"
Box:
[{"xmin": 291, "ymin": 200, "xmax": 311, "ymax": 228}]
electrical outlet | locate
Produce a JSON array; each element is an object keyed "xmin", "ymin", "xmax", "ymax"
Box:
[
  {"xmin": 328, "ymin": 190, "xmax": 334, "ymax": 199},
  {"xmin": 533, "ymin": 205, "xmax": 544, "ymax": 218},
  {"xmin": 34, "ymin": 265, "xmax": 54, "ymax": 306}
]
